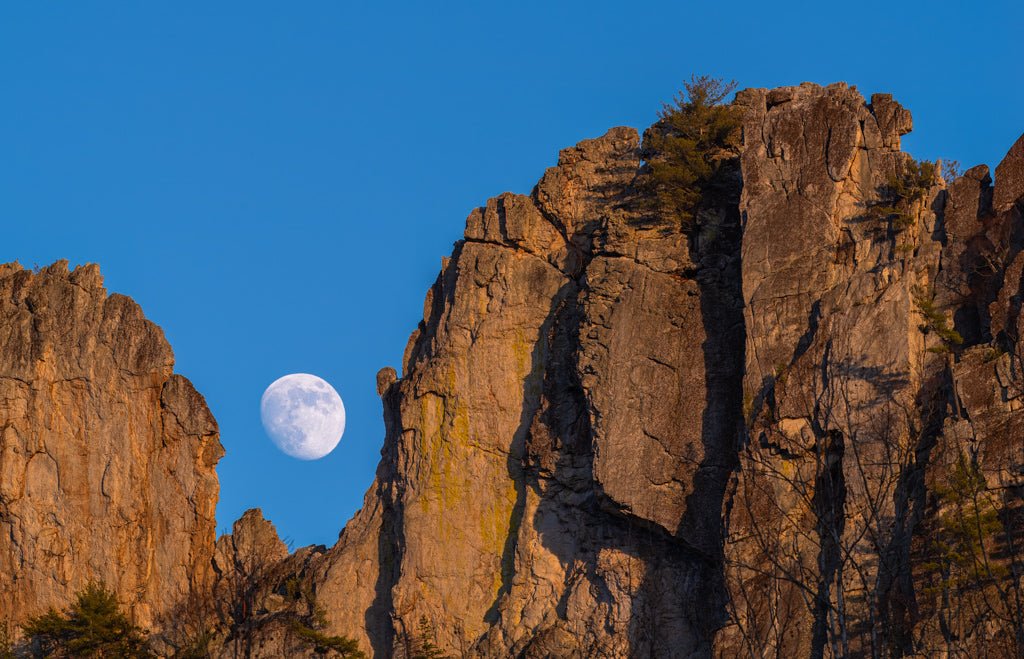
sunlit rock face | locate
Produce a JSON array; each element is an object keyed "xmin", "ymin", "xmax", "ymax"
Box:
[
  {"xmin": 0, "ymin": 261, "xmax": 223, "ymax": 630},
  {"xmin": 723, "ymin": 84, "xmax": 935, "ymax": 658},
  {"xmin": 313, "ymin": 122, "xmax": 740, "ymax": 655},
  {"xmin": 7, "ymin": 82, "xmax": 1024, "ymax": 658},
  {"xmin": 221, "ymin": 124, "xmax": 736, "ymax": 657},
  {"xmin": 217, "ymin": 85, "xmax": 1024, "ymax": 657}
]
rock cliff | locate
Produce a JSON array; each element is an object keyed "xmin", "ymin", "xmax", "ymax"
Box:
[
  {"xmin": 4, "ymin": 81, "xmax": 1024, "ymax": 659},
  {"xmin": 0, "ymin": 261, "xmax": 223, "ymax": 630},
  {"xmin": 288, "ymin": 83, "xmax": 1021, "ymax": 657}
]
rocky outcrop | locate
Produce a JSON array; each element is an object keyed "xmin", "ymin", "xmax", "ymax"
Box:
[
  {"xmin": 5, "ymin": 81, "xmax": 1023, "ymax": 659},
  {"xmin": 723, "ymin": 86, "xmax": 1024, "ymax": 657},
  {"xmin": 324, "ymin": 126, "xmax": 716, "ymax": 656},
  {"xmin": 721, "ymin": 83, "xmax": 943, "ymax": 657},
  {"xmin": 215, "ymin": 124, "xmax": 739, "ymax": 657},
  {"xmin": 273, "ymin": 105, "xmax": 745, "ymax": 657},
  {"xmin": 994, "ymin": 135, "xmax": 1024, "ymax": 214},
  {"xmin": 283, "ymin": 83, "xmax": 1023, "ymax": 658},
  {"xmin": 195, "ymin": 509, "xmax": 335, "ymax": 658},
  {"xmin": 0, "ymin": 261, "xmax": 223, "ymax": 630}
]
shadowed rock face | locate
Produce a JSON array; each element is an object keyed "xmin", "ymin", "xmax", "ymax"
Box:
[{"xmin": 0, "ymin": 261, "xmax": 223, "ymax": 629}]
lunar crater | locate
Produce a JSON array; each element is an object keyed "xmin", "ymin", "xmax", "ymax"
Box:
[{"xmin": 260, "ymin": 373, "xmax": 346, "ymax": 460}]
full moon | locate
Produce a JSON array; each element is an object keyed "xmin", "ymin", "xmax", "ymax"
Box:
[{"xmin": 260, "ymin": 373, "xmax": 346, "ymax": 460}]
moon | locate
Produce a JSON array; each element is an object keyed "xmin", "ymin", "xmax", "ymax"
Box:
[{"xmin": 260, "ymin": 373, "xmax": 346, "ymax": 460}]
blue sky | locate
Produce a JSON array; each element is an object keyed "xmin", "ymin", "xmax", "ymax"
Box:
[{"xmin": 2, "ymin": 1, "xmax": 1022, "ymax": 547}]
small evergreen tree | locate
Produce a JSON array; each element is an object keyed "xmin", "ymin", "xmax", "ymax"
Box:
[
  {"xmin": 22, "ymin": 582, "xmax": 152, "ymax": 658},
  {"xmin": 916, "ymin": 452, "xmax": 1017, "ymax": 650},
  {"xmin": 393, "ymin": 616, "xmax": 448, "ymax": 659},
  {"xmin": 638, "ymin": 75, "xmax": 742, "ymax": 228},
  {"xmin": 278, "ymin": 578, "xmax": 365, "ymax": 658},
  {"xmin": 923, "ymin": 453, "xmax": 1006, "ymax": 593},
  {"xmin": 867, "ymin": 158, "xmax": 937, "ymax": 231},
  {"xmin": 913, "ymin": 288, "xmax": 963, "ymax": 352},
  {"xmin": 289, "ymin": 607, "xmax": 365, "ymax": 658},
  {"xmin": 412, "ymin": 617, "xmax": 447, "ymax": 659},
  {"xmin": 0, "ymin": 623, "xmax": 16, "ymax": 659}
]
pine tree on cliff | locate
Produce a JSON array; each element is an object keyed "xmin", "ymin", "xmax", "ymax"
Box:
[
  {"xmin": 21, "ymin": 582, "xmax": 152, "ymax": 658},
  {"xmin": 639, "ymin": 75, "xmax": 742, "ymax": 228},
  {"xmin": 289, "ymin": 605, "xmax": 366, "ymax": 658},
  {"xmin": 392, "ymin": 616, "xmax": 448, "ymax": 659}
]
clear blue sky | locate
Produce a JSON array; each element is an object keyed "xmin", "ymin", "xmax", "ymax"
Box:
[{"xmin": 2, "ymin": 1, "xmax": 1022, "ymax": 548}]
